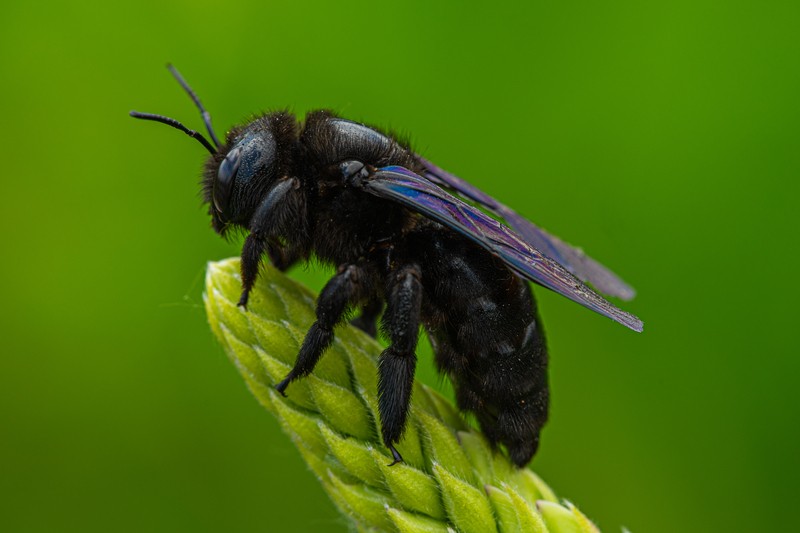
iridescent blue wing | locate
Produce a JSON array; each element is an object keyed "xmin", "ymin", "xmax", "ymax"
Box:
[
  {"xmin": 360, "ymin": 165, "xmax": 643, "ymax": 332},
  {"xmin": 420, "ymin": 158, "xmax": 636, "ymax": 301}
]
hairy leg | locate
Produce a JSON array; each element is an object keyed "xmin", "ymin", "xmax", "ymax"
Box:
[
  {"xmin": 377, "ymin": 264, "xmax": 423, "ymax": 465},
  {"xmin": 237, "ymin": 177, "xmax": 308, "ymax": 307},
  {"xmin": 276, "ymin": 263, "xmax": 370, "ymax": 394}
]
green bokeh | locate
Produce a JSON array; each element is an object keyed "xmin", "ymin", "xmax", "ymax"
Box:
[{"xmin": 1, "ymin": 1, "xmax": 797, "ymax": 531}]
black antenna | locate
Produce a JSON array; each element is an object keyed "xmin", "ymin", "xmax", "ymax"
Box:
[
  {"xmin": 129, "ymin": 111, "xmax": 216, "ymax": 154},
  {"xmin": 166, "ymin": 63, "xmax": 222, "ymax": 148}
]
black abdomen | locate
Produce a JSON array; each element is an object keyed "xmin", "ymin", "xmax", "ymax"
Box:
[{"xmin": 410, "ymin": 229, "xmax": 549, "ymax": 466}]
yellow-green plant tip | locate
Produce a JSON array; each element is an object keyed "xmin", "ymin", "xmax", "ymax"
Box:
[
  {"xmin": 505, "ymin": 484, "xmax": 548, "ymax": 533},
  {"xmin": 244, "ymin": 281, "xmax": 294, "ymax": 328},
  {"xmin": 354, "ymin": 386, "xmax": 383, "ymax": 440},
  {"xmin": 522, "ymin": 469, "xmax": 559, "ymax": 503},
  {"xmin": 269, "ymin": 390, "xmax": 328, "ymax": 456},
  {"xmin": 296, "ymin": 441, "xmax": 334, "ymax": 480},
  {"xmin": 239, "ymin": 372, "xmax": 274, "ymax": 411},
  {"xmin": 248, "ymin": 316, "xmax": 301, "ymax": 366},
  {"xmin": 322, "ymin": 478, "xmax": 364, "ymax": 530},
  {"xmin": 311, "ymin": 342, "xmax": 354, "ymax": 389},
  {"xmin": 202, "ymin": 293, "xmax": 223, "ymax": 341},
  {"xmin": 307, "ymin": 375, "xmax": 373, "ymax": 440},
  {"xmin": 258, "ymin": 354, "xmax": 317, "ymax": 410},
  {"xmin": 411, "ymin": 382, "xmax": 440, "ymax": 416},
  {"xmin": 374, "ymin": 450, "xmax": 445, "ymax": 519},
  {"xmin": 346, "ymin": 346, "xmax": 380, "ymax": 400},
  {"xmin": 205, "ymin": 261, "xmax": 244, "ymax": 305},
  {"xmin": 219, "ymin": 325, "xmax": 268, "ymax": 383},
  {"xmin": 566, "ymin": 501, "xmax": 601, "ymax": 533},
  {"xmin": 537, "ymin": 500, "xmax": 581, "ymax": 533},
  {"xmin": 328, "ymin": 471, "xmax": 393, "ymax": 531},
  {"xmin": 423, "ymin": 386, "xmax": 468, "ymax": 431},
  {"xmin": 212, "ymin": 291, "xmax": 258, "ymax": 346},
  {"xmin": 433, "ymin": 463, "xmax": 497, "ymax": 533},
  {"xmin": 458, "ymin": 431, "xmax": 494, "ymax": 484},
  {"xmin": 486, "ymin": 485, "xmax": 523, "ymax": 533},
  {"xmin": 418, "ymin": 410, "xmax": 474, "ymax": 482},
  {"xmin": 319, "ymin": 424, "xmax": 384, "ymax": 487},
  {"xmin": 395, "ymin": 408, "xmax": 426, "ymax": 471},
  {"xmin": 270, "ymin": 282, "xmax": 316, "ymax": 325},
  {"xmin": 205, "ymin": 258, "xmax": 625, "ymax": 532},
  {"xmin": 387, "ymin": 507, "xmax": 451, "ymax": 533}
]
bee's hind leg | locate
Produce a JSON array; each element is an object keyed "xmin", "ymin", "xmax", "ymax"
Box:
[
  {"xmin": 351, "ymin": 298, "xmax": 383, "ymax": 338},
  {"xmin": 377, "ymin": 263, "xmax": 423, "ymax": 465}
]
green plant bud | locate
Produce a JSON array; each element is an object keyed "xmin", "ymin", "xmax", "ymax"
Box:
[
  {"xmin": 386, "ymin": 507, "xmax": 450, "ymax": 533},
  {"xmin": 204, "ymin": 258, "xmax": 626, "ymax": 532},
  {"xmin": 418, "ymin": 411, "xmax": 474, "ymax": 483},
  {"xmin": 375, "ymin": 450, "xmax": 445, "ymax": 519},
  {"xmin": 538, "ymin": 500, "xmax": 582, "ymax": 533},
  {"xmin": 320, "ymin": 424, "xmax": 384, "ymax": 487},
  {"xmin": 505, "ymin": 484, "xmax": 548, "ymax": 533},
  {"xmin": 485, "ymin": 485, "xmax": 522, "ymax": 533},
  {"xmin": 457, "ymin": 431, "xmax": 494, "ymax": 484},
  {"xmin": 328, "ymin": 470, "xmax": 394, "ymax": 531},
  {"xmin": 432, "ymin": 463, "xmax": 497, "ymax": 533}
]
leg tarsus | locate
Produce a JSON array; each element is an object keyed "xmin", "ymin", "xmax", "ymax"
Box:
[
  {"xmin": 275, "ymin": 377, "xmax": 290, "ymax": 397},
  {"xmin": 387, "ymin": 444, "xmax": 404, "ymax": 466}
]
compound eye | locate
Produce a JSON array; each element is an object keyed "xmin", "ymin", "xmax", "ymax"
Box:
[{"xmin": 214, "ymin": 146, "xmax": 241, "ymax": 214}]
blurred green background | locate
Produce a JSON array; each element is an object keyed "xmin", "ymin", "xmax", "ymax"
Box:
[{"xmin": 1, "ymin": 1, "xmax": 798, "ymax": 531}]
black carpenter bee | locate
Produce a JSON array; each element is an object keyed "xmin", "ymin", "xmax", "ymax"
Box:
[{"xmin": 131, "ymin": 65, "xmax": 642, "ymax": 467}]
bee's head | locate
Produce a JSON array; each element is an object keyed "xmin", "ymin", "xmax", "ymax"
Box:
[
  {"xmin": 130, "ymin": 65, "xmax": 296, "ymax": 237},
  {"xmin": 202, "ymin": 116, "xmax": 289, "ymax": 234}
]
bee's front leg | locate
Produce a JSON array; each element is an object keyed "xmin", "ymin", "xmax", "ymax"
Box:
[{"xmin": 238, "ymin": 178, "xmax": 303, "ymax": 308}]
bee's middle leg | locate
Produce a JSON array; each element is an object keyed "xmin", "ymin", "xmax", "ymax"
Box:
[
  {"xmin": 350, "ymin": 298, "xmax": 383, "ymax": 338},
  {"xmin": 276, "ymin": 263, "xmax": 369, "ymax": 394}
]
